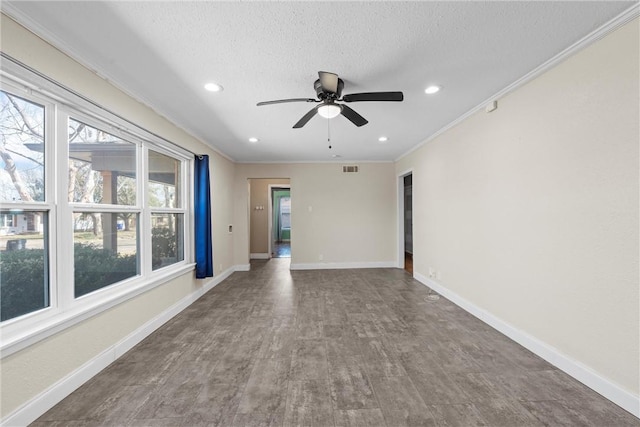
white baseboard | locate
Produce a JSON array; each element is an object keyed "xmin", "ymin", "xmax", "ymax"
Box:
[
  {"xmin": 1, "ymin": 265, "xmax": 239, "ymax": 427},
  {"xmin": 250, "ymin": 253, "xmax": 270, "ymax": 260},
  {"xmin": 235, "ymin": 263, "xmax": 251, "ymax": 271},
  {"xmin": 3, "ymin": 347, "xmax": 115, "ymax": 427},
  {"xmin": 414, "ymin": 272, "xmax": 640, "ymax": 419},
  {"xmin": 290, "ymin": 261, "xmax": 396, "ymax": 270}
]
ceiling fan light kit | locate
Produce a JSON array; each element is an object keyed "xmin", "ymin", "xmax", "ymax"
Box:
[
  {"xmin": 257, "ymin": 71, "xmax": 403, "ymax": 128},
  {"xmin": 317, "ymin": 104, "xmax": 342, "ymax": 119}
]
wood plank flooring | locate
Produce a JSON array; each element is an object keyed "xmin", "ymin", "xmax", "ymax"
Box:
[{"xmin": 32, "ymin": 259, "xmax": 639, "ymax": 426}]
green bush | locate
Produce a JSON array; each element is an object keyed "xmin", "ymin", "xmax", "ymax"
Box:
[
  {"xmin": 74, "ymin": 243, "xmax": 137, "ymax": 297},
  {"xmin": 152, "ymin": 227, "xmax": 176, "ymax": 269},
  {"xmin": 0, "ymin": 248, "xmax": 46, "ymax": 321},
  {"xmin": 0, "ymin": 243, "xmax": 138, "ymax": 321}
]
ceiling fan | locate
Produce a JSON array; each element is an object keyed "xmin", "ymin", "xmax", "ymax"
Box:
[{"xmin": 257, "ymin": 71, "xmax": 403, "ymax": 128}]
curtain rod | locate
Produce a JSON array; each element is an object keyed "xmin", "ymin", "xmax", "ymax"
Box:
[{"xmin": 0, "ymin": 52, "xmax": 200, "ymax": 158}]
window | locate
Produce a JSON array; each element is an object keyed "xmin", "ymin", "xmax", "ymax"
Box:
[
  {"xmin": 149, "ymin": 150, "xmax": 185, "ymax": 270},
  {"xmin": 68, "ymin": 118, "xmax": 137, "ymax": 205},
  {"xmin": 0, "ymin": 91, "xmax": 50, "ymax": 321},
  {"xmin": 151, "ymin": 213, "xmax": 184, "ymax": 270},
  {"xmin": 149, "ymin": 150, "xmax": 180, "ymax": 208},
  {"xmin": 68, "ymin": 119, "xmax": 141, "ymax": 297},
  {"xmin": 0, "ymin": 210, "xmax": 48, "ymax": 321},
  {"xmin": 0, "ymin": 73, "xmax": 191, "ymax": 332},
  {"xmin": 0, "ymin": 92, "xmax": 45, "ymax": 203},
  {"xmin": 73, "ymin": 212, "xmax": 139, "ymax": 298}
]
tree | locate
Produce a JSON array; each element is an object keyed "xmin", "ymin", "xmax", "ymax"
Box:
[
  {"xmin": 0, "ymin": 92, "xmax": 44, "ymax": 203},
  {"xmin": 117, "ymin": 177, "xmax": 136, "ymax": 231},
  {"xmin": 1, "ymin": 91, "xmax": 109, "ymax": 235},
  {"xmin": 0, "ymin": 145, "xmax": 34, "ymax": 202}
]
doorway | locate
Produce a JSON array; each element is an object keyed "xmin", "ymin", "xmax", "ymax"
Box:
[
  {"xmin": 269, "ymin": 186, "xmax": 291, "ymax": 258},
  {"xmin": 248, "ymin": 179, "xmax": 290, "ymax": 261},
  {"xmin": 399, "ymin": 172, "xmax": 413, "ymax": 274}
]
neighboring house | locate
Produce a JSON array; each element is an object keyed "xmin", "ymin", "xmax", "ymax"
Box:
[{"xmin": 0, "ymin": 211, "xmax": 43, "ymax": 235}]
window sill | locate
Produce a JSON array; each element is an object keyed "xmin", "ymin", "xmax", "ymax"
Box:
[{"xmin": 0, "ymin": 263, "xmax": 196, "ymax": 359}]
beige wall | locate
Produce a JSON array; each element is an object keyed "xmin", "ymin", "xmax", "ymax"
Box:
[
  {"xmin": 210, "ymin": 153, "xmax": 237, "ymax": 274},
  {"xmin": 249, "ymin": 178, "xmax": 290, "ymax": 255},
  {"xmin": 396, "ymin": 18, "xmax": 639, "ymax": 396},
  {"xmin": 235, "ymin": 163, "xmax": 397, "ymax": 267},
  {"xmin": 0, "ymin": 14, "xmax": 236, "ymax": 418}
]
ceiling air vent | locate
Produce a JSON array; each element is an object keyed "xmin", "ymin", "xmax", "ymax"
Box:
[{"xmin": 342, "ymin": 165, "xmax": 359, "ymax": 173}]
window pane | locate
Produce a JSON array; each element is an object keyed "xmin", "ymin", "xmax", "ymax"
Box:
[
  {"xmin": 74, "ymin": 212, "xmax": 139, "ymax": 297},
  {"xmin": 0, "ymin": 210, "xmax": 48, "ymax": 321},
  {"xmin": 152, "ymin": 213, "xmax": 184, "ymax": 270},
  {"xmin": 148, "ymin": 150, "xmax": 180, "ymax": 208},
  {"xmin": 0, "ymin": 91, "xmax": 45, "ymax": 202},
  {"xmin": 68, "ymin": 118, "xmax": 136, "ymax": 205}
]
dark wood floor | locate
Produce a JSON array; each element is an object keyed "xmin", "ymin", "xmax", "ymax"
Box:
[
  {"xmin": 33, "ymin": 259, "xmax": 638, "ymax": 426},
  {"xmin": 404, "ymin": 252, "xmax": 413, "ymax": 275}
]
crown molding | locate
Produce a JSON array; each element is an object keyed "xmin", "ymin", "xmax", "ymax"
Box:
[{"xmin": 396, "ymin": 3, "xmax": 640, "ymax": 162}]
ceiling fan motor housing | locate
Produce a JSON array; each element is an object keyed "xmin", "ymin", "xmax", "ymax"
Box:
[
  {"xmin": 257, "ymin": 71, "xmax": 402, "ymax": 128},
  {"xmin": 314, "ymin": 78, "xmax": 344, "ymax": 100}
]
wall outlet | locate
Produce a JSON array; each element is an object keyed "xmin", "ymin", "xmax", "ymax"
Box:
[
  {"xmin": 428, "ymin": 267, "xmax": 435, "ymax": 278},
  {"xmin": 218, "ymin": 263, "xmax": 223, "ymax": 272},
  {"xmin": 319, "ymin": 254, "xmax": 323, "ymax": 261}
]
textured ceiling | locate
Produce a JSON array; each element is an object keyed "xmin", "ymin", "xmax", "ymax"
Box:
[{"xmin": 2, "ymin": 1, "xmax": 635, "ymax": 162}]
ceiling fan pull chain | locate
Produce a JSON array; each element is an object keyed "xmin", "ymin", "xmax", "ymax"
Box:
[{"xmin": 327, "ymin": 115, "xmax": 332, "ymax": 149}]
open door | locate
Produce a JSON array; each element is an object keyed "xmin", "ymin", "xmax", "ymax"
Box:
[
  {"xmin": 269, "ymin": 186, "xmax": 291, "ymax": 258},
  {"xmin": 404, "ymin": 174, "xmax": 413, "ymax": 274}
]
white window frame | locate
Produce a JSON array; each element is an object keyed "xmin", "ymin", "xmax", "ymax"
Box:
[
  {"xmin": 0, "ymin": 65, "xmax": 195, "ymax": 358},
  {"xmin": 62, "ymin": 110, "xmax": 145, "ymax": 308},
  {"xmin": 0, "ymin": 81, "xmax": 61, "ymax": 333},
  {"xmin": 147, "ymin": 145, "xmax": 189, "ymax": 272}
]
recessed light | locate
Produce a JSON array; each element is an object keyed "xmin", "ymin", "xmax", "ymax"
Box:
[
  {"xmin": 378, "ymin": 136, "xmax": 388, "ymax": 143},
  {"xmin": 248, "ymin": 137, "xmax": 259, "ymax": 143},
  {"xmin": 425, "ymin": 85, "xmax": 441, "ymax": 95},
  {"xmin": 204, "ymin": 82, "xmax": 223, "ymax": 92}
]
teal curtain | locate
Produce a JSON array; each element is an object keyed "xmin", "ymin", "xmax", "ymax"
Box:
[
  {"xmin": 273, "ymin": 194, "xmax": 282, "ymax": 242},
  {"xmin": 272, "ymin": 190, "xmax": 290, "ymax": 242}
]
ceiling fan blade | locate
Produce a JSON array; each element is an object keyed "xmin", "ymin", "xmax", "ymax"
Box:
[
  {"xmin": 318, "ymin": 71, "xmax": 339, "ymax": 94},
  {"xmin": 340, "ymin": 105, "xmax": 368, "ymax": 127},
  {"xmin": 293, "ymin": 106, "xmax": 319, "ymax": 128},
  {"xmin": 342, "ymin": 92, "xmax": 404, "ymax": 102},
  {"xmin": 257, "ymin": 98, "xmax": 317, "ymax": 106}
]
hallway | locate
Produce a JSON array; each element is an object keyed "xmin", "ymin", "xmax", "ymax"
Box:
[
  {"xmin": 33, "ymin": 259, "xmax": 638, "ymax": 426},
  {"xmin": 272, "ymin": 241, "xmax": 291, "ymax": 258}
]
